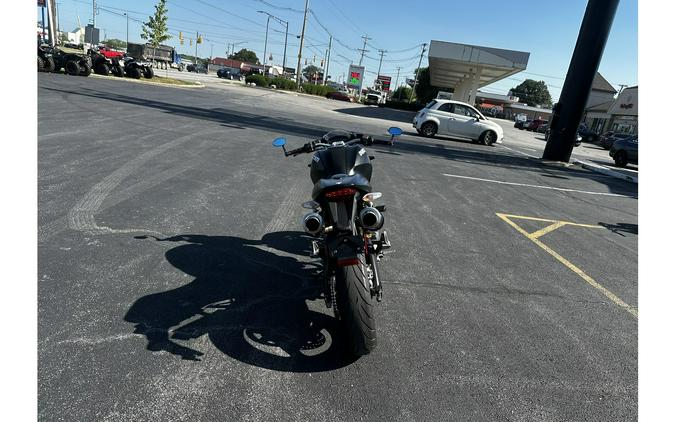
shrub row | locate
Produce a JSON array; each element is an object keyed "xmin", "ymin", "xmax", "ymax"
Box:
[
  {"xmin": 245, "ymin": 74, "xmax": 269, "ymax": 87},
  {"xmin": 301, "ymin": 84, "xmax": 335, "ymax": 96},
  {"xmin": 244, "ymin": 74, "xmax": 298, "ymax": 91}
]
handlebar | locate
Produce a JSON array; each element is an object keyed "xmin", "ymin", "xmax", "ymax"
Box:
[{"xmin": 284, "ymin": 133, "xmax": 373, "ymax": 157}]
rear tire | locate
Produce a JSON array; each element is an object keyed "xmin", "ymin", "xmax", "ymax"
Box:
[
  {"xmin": 95, "ymin": 62, "xmax": 110, "ymax": 75},
  {"xmin": 614, "ymin": 151, "xmax": 628, "ymax": 167},
  {"xmin": 143, "ymin": 67, "xmax": 154, "ymax": 79},
  {"xmin": 65, "ymin": 60, "xmax": 80, "ymax": 76},
  {"xmin": 44, "ymin": 57, "xmax": 55, "ymax": 72},
  {"xmin": 335, "ymin": 254, "xmax": 377, "ymax": 356},
  {"xmin": 79, "ymin": 62, "xmax": 92, "ymax": 76},
  {"xmin": 420, "ymin": 121, "xmax": 437, "ymax": 138},
  {"xmin": 111, "ymin": 65, "xmax": 124, "ymax": 77},
  {"xmin": 126, "ymin": 67, "xmax": 142, "ymax": 79},
  {"xmin": 37, "ymin": 57, "xmax": 44, "ymax": 72}
]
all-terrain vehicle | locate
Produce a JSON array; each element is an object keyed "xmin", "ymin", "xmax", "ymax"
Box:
[
  {"xmin": 38, "ymin": 43, "xmax": 92, "ymax": 76},
  {"xmin": 121, "ymin": 57, "xmax": 154, "ymax": 79},
  {"xmin": 89, "ymin": 46, "xmax": 124, "ymax": 77}
]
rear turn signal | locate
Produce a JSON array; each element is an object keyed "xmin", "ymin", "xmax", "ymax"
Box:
[{"xmin": 325, "ymin": 187, "xmax": 357, "ymax": 201}]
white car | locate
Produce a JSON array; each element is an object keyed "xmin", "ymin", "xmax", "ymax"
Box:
[{"xmin": 412, "ymin": 99, "xmax": 504, "ymax": 146}]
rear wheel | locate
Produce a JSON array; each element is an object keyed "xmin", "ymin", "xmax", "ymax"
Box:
[
  {"xmin": 614, "ymin": 151, "xmax": 628, "ymax": 167},
  {"xmin": 65, "ymin": 60, "xmax": 80, "ymax": 76},
  {"xmin": 79, "ymin": 62, "xmax": 92, "ymax": 76},
  {"xmin": 111, "ymin": 65, "xmax": 124, "ymax": 77},
  {"xmin": 335, "ymin": 254, "xmax": 377, "ymax": 356},
  {"xmin": 37, "ymin": 57, "xmax": 44, "ymax": 72},
  {"xmin": 95, "ymin": 62, "xmax": 110, "ymax": 75},
  {"xmin": 126, "ymin": 67, "xmax": 142, "ymax": 79},
  {"xmin": 44, "ymin": 57, "xmax": 55, "ymax": 72},
  {"xmin": 420, "ymin": 121, "xmax": 437, "ymax": 138},
  {"xmin": 143, "ymin": 67, "xmax": 154, "ymax": 79}
]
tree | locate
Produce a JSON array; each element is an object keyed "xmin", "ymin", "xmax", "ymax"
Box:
[
  {"xmin": 414, "ymin": 67, "xmax": 450, "ymax": 104},
  {"xmin": 391, "ymin": 86, "xmax": 412, "ymax": 102},
  {"xmin": 103, "ymin": 38, "xmax": 127, "ymax": 50},
  {"xmin": 302, "ymin": 65, "xmax": 322, "ymax": 82},
  {"xmin": 509, "ymin": 79, "xmax": 552, "ymax": 107},
  {"xmin": 140, "ymin": 0, "xmax": 171, "ymax": 49},
  {"xmin": 229, "ymin": 49, "xmax": 259, "ymax": 64}
]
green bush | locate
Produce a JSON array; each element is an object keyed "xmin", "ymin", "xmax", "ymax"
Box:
[
  {"xmin": 301, "ymin": 83, "xmax": 336, "ymax": 96},
  {"xmin": 245, "ymin": 74, "xmax": 269, "ymax": 87},
  {"xmin": 269, "ymin": 77, "xmax": 297, "ymax": 91}
]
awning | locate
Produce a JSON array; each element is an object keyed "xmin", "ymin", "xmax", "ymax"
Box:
[{"xmin": 428, "ymin": 40, "xmax": 529, "ymax": 104}]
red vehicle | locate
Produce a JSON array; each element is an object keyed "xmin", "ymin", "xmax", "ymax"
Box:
[
  {"xmin": 527, "ymin": 119, "xmax": 548, "ymax": 132},
  {"xmin": 90, "ymin": 46, "xmax": 125, "ymax": 77},
  {"xmin": 326, "ymin": 91, "xmax": 353, "ymax": 102}
]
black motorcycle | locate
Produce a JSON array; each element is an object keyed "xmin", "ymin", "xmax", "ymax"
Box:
[{"xmin": 273, "ymin": 129, "xmax": 397, "ymax": 355}]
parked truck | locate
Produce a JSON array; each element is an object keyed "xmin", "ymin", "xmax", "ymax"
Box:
[
  {"xmin": 126, "ymin": 42, "xmax": 184, "ymax": 71},
  {"xmin": 364, "ymin": 89, "xmax": 386, "ymax": 106}
]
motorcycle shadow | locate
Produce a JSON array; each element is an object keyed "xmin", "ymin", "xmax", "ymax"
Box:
[{"xmin": 125, "ymin": 231, "xmax": 357, "ymax": 372}]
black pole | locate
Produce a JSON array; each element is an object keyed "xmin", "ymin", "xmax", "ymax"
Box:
[{"xmin": 542, "ymin": 0, "xmax": 619, "ymax": 162}]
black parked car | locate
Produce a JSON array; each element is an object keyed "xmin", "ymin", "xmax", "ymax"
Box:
[
  {"xmin": 187, "ymin": 64, "xmax": 208, "ymax": 74},
  {"xmin": 609, "ymin": 136, "xmax": 638, "ymax": 167},
  {"xmin": 601, "ymin": 132, "xmax": 633, "ymax": 150},
  {"xmin": 217, "ymin": 67, "xmax": 242, "ymax": 80},
  {"xmin": 577, "ymin": 126, "xmax": 599, "ymax": 143}
]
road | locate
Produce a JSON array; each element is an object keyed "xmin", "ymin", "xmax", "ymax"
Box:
[{"xmin": 38, "ymin": 73, "xmax": 638, "ymax": 421}]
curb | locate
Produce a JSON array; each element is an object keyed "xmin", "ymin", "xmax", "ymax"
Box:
[
  {"xmin": 571, "ymin": 158, "xmax": 638, "ymax": 183},
  {"xmin": 89, "ymin": 73, "xmax": 204, "ymax": 89}
]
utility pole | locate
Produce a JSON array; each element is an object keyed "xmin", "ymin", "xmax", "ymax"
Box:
[
  {"xmin": 617, "ymin": 84, "xmax": 627, "ymax": 94},
  {"xmin": 296, "ymin": 0, "xmax": 310, "ymax": 88},
  {"xmin": 376, "ymin": 49, "xmax": 386, "ymax": 78},
  {"xmin": 282, "ymin": 19, "xmax": 288, "ymax": 74},
  {"xmin": 409, "ymin": 43, "xmax": 427, "ymax": 103},
  {"xmin": 92, "ymin": 0, "xmax": 96, "ymax": 27},
  {"xmin": 260, "ymin": 12, "xmax": 271, "ymax": 76},
  {"xmin": 542, "ymin": 0, "xmax": 619, "ymax": 162},
  {"xmin": 124, "ymin": 12, "xmax": 128, "ymax": 49},
  {"xmin": 358, "ymin": 34, "xmax": 371, "ymax": 66},
  {"xmin": 394, "ymin": 66, "xmax": 401, "ymax": 96},
  {"xmin": 324, "ymin": 35, "xmax": 332, "ymax": 85},
  {"xmin": 195, "ymin": 31, "xmax": 199, "ymax": 64}
]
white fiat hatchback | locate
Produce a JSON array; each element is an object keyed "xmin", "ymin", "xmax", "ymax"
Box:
[{"xmin": 412, "ymin": 99, "xmax": 504, "ymax": 146}]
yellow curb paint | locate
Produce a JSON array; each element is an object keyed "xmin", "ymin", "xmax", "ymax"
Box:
[{"xmin": 496, "ymin": 213, "xmax": 638, "ymax": 318}]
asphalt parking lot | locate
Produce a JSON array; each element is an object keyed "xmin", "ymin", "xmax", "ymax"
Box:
[{"xmin": 38, "ymin": 73, "xmax": 637, "ymax": 421}]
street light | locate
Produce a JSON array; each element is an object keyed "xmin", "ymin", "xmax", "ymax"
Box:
[{"xmin": 257, "ymin": 11, "xmax": 289, "ymax": 75}]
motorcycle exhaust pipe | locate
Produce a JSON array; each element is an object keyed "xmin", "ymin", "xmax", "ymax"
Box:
[
  {"xmin": 359, "ymin": 207, "xmax": 384, "ymax": 231},
  {"xmin": 303, "ymin": 212, "xmax": 324, "ymax": 236}
]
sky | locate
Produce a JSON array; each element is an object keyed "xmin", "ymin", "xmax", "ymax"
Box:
[{"xmin": 43, "ymin": 0, "xmax": 638, "ymax": 101}]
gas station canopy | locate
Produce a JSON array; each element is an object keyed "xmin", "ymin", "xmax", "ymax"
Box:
[{"xmin": 428, "ymin": 40, "xmax": 530, "ymax": 104}]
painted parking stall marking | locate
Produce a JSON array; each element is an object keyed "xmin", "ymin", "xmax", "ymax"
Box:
[
  {"xmin": 497, "ymin": 213, "xmax": 638, "ymax": 318},
  {"xmin": 442, "ymin": 173, "xmax": 636, "ymax": 198}
]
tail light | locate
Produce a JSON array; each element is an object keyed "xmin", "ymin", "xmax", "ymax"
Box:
[{"xmin": 324, "ymin": 187, "xmax": 357, "ymax": 201}]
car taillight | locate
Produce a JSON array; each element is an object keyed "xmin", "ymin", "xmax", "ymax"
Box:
[{"xmin": 324, "ymin": 187, "xmax": 357, "ymax": 201}]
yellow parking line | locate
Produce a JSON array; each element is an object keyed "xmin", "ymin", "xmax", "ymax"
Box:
[{"xmin": 496, "ymin": 213, "xmax": 638, "ymax": 318}]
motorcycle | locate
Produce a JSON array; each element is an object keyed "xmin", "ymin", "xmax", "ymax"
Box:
[{"xmin": 273, "ymin": 129, "xmax": 398, "ymax": 355}]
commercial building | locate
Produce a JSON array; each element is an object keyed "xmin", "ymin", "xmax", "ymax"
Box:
[
  {"xmin": 606, "ymin": 86, "xmax": 638, "ymax": 134},
  {"xmin": 582, "ymin": 73, "xmax": 618, "ymax": 133}
]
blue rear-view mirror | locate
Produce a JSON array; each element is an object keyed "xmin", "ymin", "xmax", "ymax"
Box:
[
  {"xmin": 273, "ymin": 137, "xmax": 287, "ymax": 147},
  {"xmin": 388, "ymin": 127, "xmax": 403, "ymax": 136}
]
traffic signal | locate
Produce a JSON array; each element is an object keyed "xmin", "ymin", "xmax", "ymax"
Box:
[
  {"xmin": 197, "ymin": 35, "xmax": 203, "ymax": 44},
  {"xmin": 179, "ymin": 31, "xmax": 183, "ymax": 40},
  {"xmin": 189, "ymin": 39, "xmax": 193, "ymax": 46},
  {"xmin": 180, "ymin": 38, "xmax": 184, "ymax": 45},
  {"xmin": 320, "ymin": 60, "xmax": 324, "ymax": 67}
]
